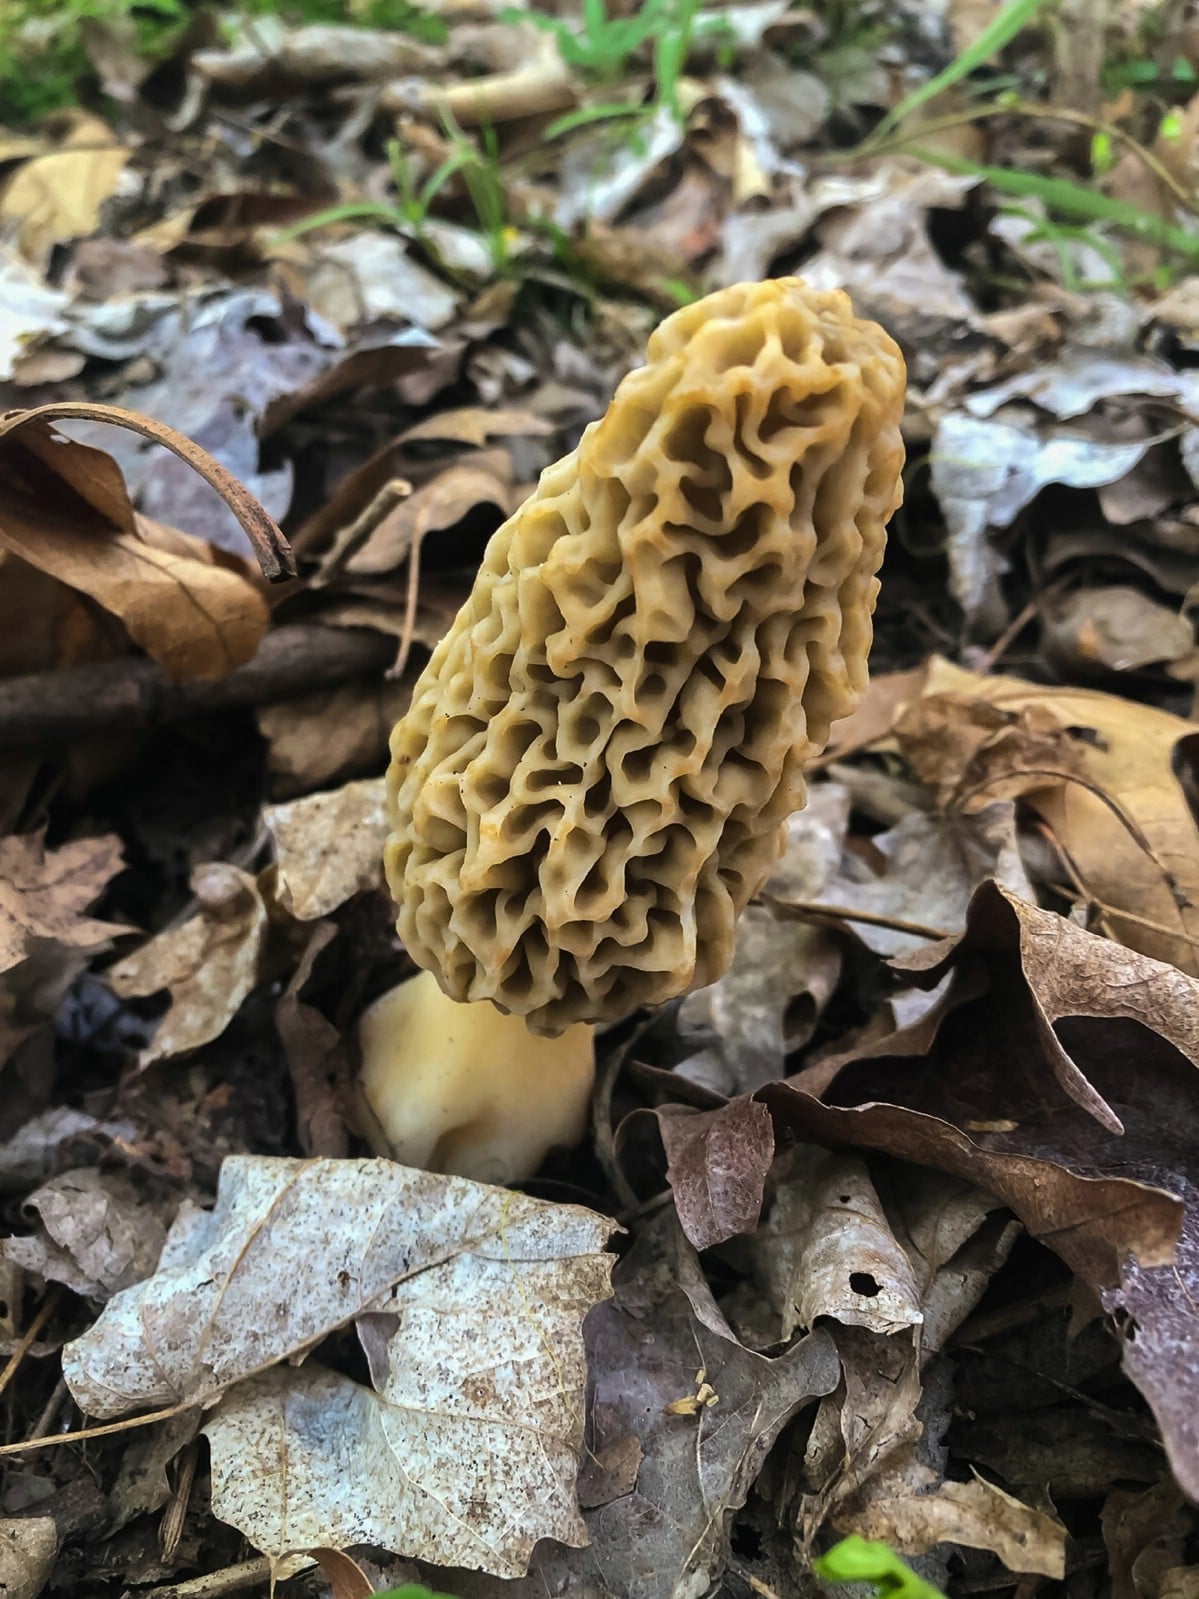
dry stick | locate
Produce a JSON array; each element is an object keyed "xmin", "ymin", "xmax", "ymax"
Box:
[
  {"xmin": 144, "ymin": 1556, "xmax": 315, "ymax": 1599},
  {"xmin": 0, "ymin": 623, "xmax": 396, "ymax": 747},
  {"xmin": 0, "ymin": 1287, "xmax": 61, "ymax": 1405},
  {"xmin": 767, "ymin": 897, "xmax": 954, "ymax": 942},
  {"xmin": 0, "ymin": 402, "xmax": 297, "ymax": 582},
  {"xmin": 160, "ymin": 1438, "xmax": 199, "ymax": 1563},
  {"xmin": 391, "ymin": 509, "xmax": 427, "ymax": 680},
  {"xmin": 0, "ymin": 1401, "xmax": 197, "ymax": 1456}
]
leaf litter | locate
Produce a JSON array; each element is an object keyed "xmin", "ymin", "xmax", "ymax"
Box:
[{"xmin": 5, "ymin": 2, "xmax": 1199, "ymax": 1597}]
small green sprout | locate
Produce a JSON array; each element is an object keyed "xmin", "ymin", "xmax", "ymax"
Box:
[{"xmin": 813, "ymin": 1535, "xmax": 948, "ymax": 1599}]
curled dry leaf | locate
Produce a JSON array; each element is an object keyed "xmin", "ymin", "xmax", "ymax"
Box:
[
  {"xmin": 263, "ymin": 776, "xmax": 388, "ymax": 921},
  {"xmin": 0, "ymin": 418, "xmax": 272, "ymax": 681},
  {"xmin": 2, "ymin": 1168, "xmax": 168, "ymax": 1300},
  {"xmin": 840, "ymin": 656, "xmax": 1199, "ymax": 978},
  {"xmin": 656, "ymin": 1098, "xmax": 775, "ymax": 1252},
  {"xmin": 752, "ymin": 1149, "xmax": 924, "ymax": 1342},
  {"xmin": 768, "ymin": 880, "xmax": 1199, "ymax": 1499},
  {"xmin": 677, "ymin": 904, "xmax": 842, "ymax": 1095},
  {"xmin": 62, "ymin": 1156, "xmax": 616, "ymax": 1575},
  {"xmin": 107, "ymin": 863, "xmax": 269, "ymax": 1066},
  {"xmin": 802, "ymin": 1325, "xmax": 922, "ymax": 1531},
  {"xmin": 842, "ymin": 1469, "xmax": 1067, "ymax": 1578}
]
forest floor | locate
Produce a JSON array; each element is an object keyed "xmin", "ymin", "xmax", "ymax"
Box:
[{"xmin": 3, "ymin": 2, "xmax": 1199, "ymax": 1596}]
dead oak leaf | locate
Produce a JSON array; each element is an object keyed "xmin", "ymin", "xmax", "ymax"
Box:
[
  {"xmin": 769, "ymin": 880, "xmax": 1199, "ymax": 1501},
  {"xmin": 0, "ymin": 114, "xmax": 130, "ymax": 268},
  {"xmin": 0, "ymin": 420, "xmax": 269, "ymax": 681},
  {"xmin": 107, "ymin": 863, "xmax": 268, "ymax": 1066},
  {"xmin": 62, "ymin": 1155, "xmax": 616, "ymax": 1576},
  {"xmin": 840, "ymin": 657, "xmax": 1199, "ymax": 977},
  {"xmin": 263, "ymin": 776, "xmax": 388, "ymax": 922},
  {"xmin": 0, "ymin": 831, "xmax": 125, "ymax": 974}
]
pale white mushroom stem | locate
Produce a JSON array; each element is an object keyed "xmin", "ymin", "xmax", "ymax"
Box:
[{"xmin": 356, "ymin": 969, "xmax": 595, "ymax": 1185}]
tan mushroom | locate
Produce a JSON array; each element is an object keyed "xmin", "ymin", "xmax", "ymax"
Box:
[{"xmin": 359, "ymin": 277, "xmax": 906, "ymax": 1180}]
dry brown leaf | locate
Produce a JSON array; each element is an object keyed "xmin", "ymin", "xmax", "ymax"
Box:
[
  {"xmin": 107, "ymin": 864, "xmax": 269, "ymax": 1066},
  {"xmin": 0, "ymin": 832, "xmax": 125, "ymax": 975},
  {"xmin": 1040, "ymin": 586, "xmax": 1194, "ymax": 675},
  {"xmin": 802, "ymin": 1326, "xmax": 923, "ymax": 1528},
  {"xmin": 841, "ymin": 1467, "xmax": 1067, "ymax": 1577},
  {"xmin": 1103, "ymin": 1480, "xmax": 1194, "ymax": 1599},
  {"xmin": 343, "ymin": 460, "xmax": 511, "ymax": 580},
  {"xmin": 504, "ymin": 1212, "xmax": 841, "ymax": 1598},
  {"xmin": 0, "ymin": 419, "xmax": 271, "ymax": 680},
  {"xmin": 0, "ymin": 551, "xmax": 126, "ymax": 679},
  {"xmin": 62, "ymin": 1155, "xmax": 616, "ymax": 1575},
  {"xmin": 0, "ymin": 1517, "xmax": 57, "ymax": 1599},
  {"xmin": 655, "ymin": 1098, "xmax": 775, "ymax": 1251},
  {"xmin": 840, "ymin": 657, "xmax": 1199, "ymax": 976},
  {"xmin": 263, "ymin": 776, "xmax": 388, "ymax": 921},
  {"xmin": 396, "ymin": 406, "xmax": 551, "ymax": 449},
  {"xmin": 753, "ymin": 1149, "xmax": 924, "ymax": 1341},
  {"xmin": 258, "ymin": 675, "xmax": 411, "ymax": 796},
  {"xmin": 769, "ymin": 880, "xmax": 1199, "ymax": 1498},
  {"xmin": 309, "ymin": 1548, "xmax": 374, "ymax": 1599},
  {"xmin": 2, "ymin": 1168, "xmax": 169, "ymax": 1300},
  {"xmin": 0, "ymin": 114, "xmax": 130, "ymax": 267}
]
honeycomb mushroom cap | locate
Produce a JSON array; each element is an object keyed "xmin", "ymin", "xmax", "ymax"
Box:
[{"xmin": 386, "ymin": 277, "xmax": 906, "ymax": 1034}]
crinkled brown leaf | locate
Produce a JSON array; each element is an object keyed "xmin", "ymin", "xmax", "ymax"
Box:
[
  {"xmin": 107, "ymin": 863, "xmax": 269, "ymax": 1066},
  {"xmin": 0, "ymin": 1517, "xmax": 57, "ymax": 1599},
  {"xmin": 836, "ymin": 656, "xmax": 1199, "ymax": 977},
  {"xmin": 768, "ymin": 880, "xmax": 1199, "ymax": 1499},
  {"xmin": 444, "ymin": 1212, "xmax": 840, "ymax": 1599},
  {"xmin": 656, "ymin": 1098, "xmax": 774, "ymax": 1251},
  {"xmin": 752, "ymin": 1149, "xmax": 924, "ymax": 1342},
  {"xmin": 843, "ymin": 1468, "xmax": 1067, "ymax": 1577},
  {"xmin": 2, "ymin": 1168, "xmax": 168, "ymax": 1300},
  {"xmin": 0, "ymin": 831, "xmax": 125, "ymax": 975}
]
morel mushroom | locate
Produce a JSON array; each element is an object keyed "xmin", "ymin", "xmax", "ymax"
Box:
[{"xmin": 385, "ymin": 277, "xmax": 906, "ymax": 1036}]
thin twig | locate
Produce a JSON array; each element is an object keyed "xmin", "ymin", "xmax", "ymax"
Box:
[
  {"xmin": 144, "ymin": 1555, "xmax": 315, "ymax": 1599},
  {"xmin": 160, "ymin": 1438, "xmax": 199, "ymax": 1562},
  {"xmin": 0, "ymin": 1400, "xmax": 196, "ymax": 1456},
  {"xmin": 26, "ymin": 1377, "xmax": 69, "ymax": 1442},
  {"xmin": 763, "ymin": 895, "xmax": 954, "ymax": 942},
  {"xmin": 0, "ymin": 1287, "xmax": 61, "ymax": 1405},
  {"xmin": 0, "ymin": 623, "xmax": 396, "ymax": 746},
  {"xmin": 0, "ymin": 402, "xmax": 296, "ymax": 581}
]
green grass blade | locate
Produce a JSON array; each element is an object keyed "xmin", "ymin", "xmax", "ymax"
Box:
[
  {"xmin": 544, "ymin": 101, "xmax": 646, "ymax": 138},
  {"xmin": 271, "ymin": 201, "xmax": 400, "ymax": 243},
  {"xmin": 870, "ymin": 0, "xmax": 1049, "ymax": 143},
  {"xmin": 913, "ymin": 147, "xmax": 1199, "ymax": 257}
]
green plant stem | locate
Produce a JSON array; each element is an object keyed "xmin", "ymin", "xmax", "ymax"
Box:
[
  {"xmin": 849, "ymin": 100, "xmax": 1196, "ymax": 216},
  {"xmin": 914, "ymin": 145, "xmax": 1199, "ymax": 257}
]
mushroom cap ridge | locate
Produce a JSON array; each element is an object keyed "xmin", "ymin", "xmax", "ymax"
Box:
[{"xmin": 385, "ymin": 277, "xmax": 906, "ymax": 1034}]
